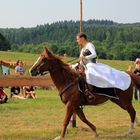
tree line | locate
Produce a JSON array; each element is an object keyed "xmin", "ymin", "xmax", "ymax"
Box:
[{"xmin": 0, "ymin": 19, "xmax": 140, "ymax": 60}]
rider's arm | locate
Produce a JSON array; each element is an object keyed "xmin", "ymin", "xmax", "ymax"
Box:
[{"xmin": 85, "ymin": 43, "xmax": 97, "ymax": 59}]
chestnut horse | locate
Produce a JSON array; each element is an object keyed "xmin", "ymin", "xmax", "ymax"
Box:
[{"xmin": 30, "ymin": 48, "xmax": 140, "ymax": 140}]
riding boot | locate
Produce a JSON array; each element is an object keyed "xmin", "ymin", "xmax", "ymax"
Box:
[
  {"xmin": 84, "ymin": 89, "xmax": 95, "ymax": 100},
  {"xmin": 78, "ymin": 74, "xmax": 95, "ymax": 100},
  {"xmin": 84, "ymin": 84, "xmax": 95, "ymax": 100}
]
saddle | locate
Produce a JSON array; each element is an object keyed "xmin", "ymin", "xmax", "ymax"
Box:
[{"xmin": 75, "ymin": 63, "xmax": 118, "ymax": 100}]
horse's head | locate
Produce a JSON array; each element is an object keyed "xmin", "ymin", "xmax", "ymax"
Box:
[{"xmin": 30, "ymin": 48, "xmax": 54, "ymax": 76}]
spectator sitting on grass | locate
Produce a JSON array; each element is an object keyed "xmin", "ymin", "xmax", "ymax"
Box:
[
  {"xmin": 10, "ymin": 86, "xmax": 25, "ymax": 99},
  {"xmin": 23, "ymin": 86, "xmax": 37, "ymax": 99}
]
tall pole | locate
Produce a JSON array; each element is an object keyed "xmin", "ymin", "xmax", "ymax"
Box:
[
  {"xmin": 80, "ymin": 0, "xmax": 83, "ymax": 33},
  {"xmin": 71, "ymin": 0, "xmax": 83, "ymax": 128}
]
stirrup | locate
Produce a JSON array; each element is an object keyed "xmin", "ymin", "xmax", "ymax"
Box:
[{"xmin": 85, "ymin": 89, "xmax": 95, "ymax": 100}]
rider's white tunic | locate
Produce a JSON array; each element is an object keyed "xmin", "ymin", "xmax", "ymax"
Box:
[{"xmin": 80, "ymin": 42, "xmax": 131, "ymax": 91}]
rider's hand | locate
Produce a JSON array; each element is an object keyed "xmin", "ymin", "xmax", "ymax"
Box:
[{"xmin": 79, "ymin": 56, "xmax": 86, "ymax": 61}]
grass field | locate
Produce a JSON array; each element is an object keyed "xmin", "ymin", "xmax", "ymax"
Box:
[
  {"xmin": 1, "ymin": 89, "xmax": 140, "ymax": 140},
  {"xmin": 0, "ymin": 51, "xmax": 139, "ymax": 140}
]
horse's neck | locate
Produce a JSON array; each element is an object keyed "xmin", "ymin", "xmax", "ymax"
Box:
[{"xmin": 49, "ymin": 69, "xmax": 68, "ymax": 91}]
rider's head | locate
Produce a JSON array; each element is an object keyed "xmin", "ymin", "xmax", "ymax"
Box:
[{"xmin": 76, "ymin": 32, "xmax": 87, "ymax": 47}]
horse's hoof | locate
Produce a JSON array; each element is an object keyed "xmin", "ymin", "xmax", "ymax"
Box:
[
  {"xmin": 53, "ymin": 136, "xmax": 63, "ymax": 140},
  {"xmin": 92, "ymin": 131, "xmax": 98, "ymax": 138},
  {"xmin": 124, "ymin": 130, "xmax": 134, "ymax": 136}
]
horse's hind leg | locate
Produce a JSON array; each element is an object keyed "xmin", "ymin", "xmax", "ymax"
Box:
[
  {"xmin": 110, "ymin": 98, "xmax": 136, "ymax": 135},
  {"xmin": 76, "ymin": 108, "xmax": 97, "ymax": 137},
  {"xmin": 127, "ymin": 105, "xmax": 136, "ymax": 134}
]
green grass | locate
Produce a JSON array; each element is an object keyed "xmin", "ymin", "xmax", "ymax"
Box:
[
  {"xmin": 0, "ymin": 89, "xmax": 140, "ymax": 140},
  {"xmin": 0, "ymin": 51, "xmax": 38, "ymax": 63}
]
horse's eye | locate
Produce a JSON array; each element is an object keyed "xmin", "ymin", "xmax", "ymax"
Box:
[{"xmin": 42, "ymin": 58, "xmax": 47, "ymax": 63}]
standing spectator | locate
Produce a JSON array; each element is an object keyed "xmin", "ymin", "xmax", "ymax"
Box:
[
  {"xmin": 15, "ymin": 60, "xmax": 25, "ymax": 75},
  {"xmin": 133, "ymin": 58, "xmax": 140, "ymax": 100}
]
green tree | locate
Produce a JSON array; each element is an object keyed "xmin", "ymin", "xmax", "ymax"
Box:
[{"xmin": 0, "ymin": 33, "xmax": 11, "ymax": 51}]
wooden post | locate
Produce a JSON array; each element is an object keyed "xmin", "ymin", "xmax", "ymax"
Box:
[
  {"xmin": 80, "ymin": 0, "xmax": 83, "ymax": 33},
  {"xmin": 71, "ymin": 112, "xmax": 76, "ymax": 128},
  {"xmin": 71, "ymin": 0, "xmax": 83, "ymax": 128}
]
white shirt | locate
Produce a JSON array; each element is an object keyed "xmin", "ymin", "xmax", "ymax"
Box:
[{"xmin": 80, "ymin": 42, "xmax": 97, "ymax": 59}]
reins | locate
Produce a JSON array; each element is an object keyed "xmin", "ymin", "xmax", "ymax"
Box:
[
  {"xmin": 66, "ymin": 58, "xmax": 78, "ymax": 64},
  {"xmin": 59, "ymin": 77, "xmax": 79, "ymax": 100}
]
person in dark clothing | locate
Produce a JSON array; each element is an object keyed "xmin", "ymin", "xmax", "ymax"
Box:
[
  {"xmin": 10, "ymin": 86, "xmax": 25, "ymax": 99},
  {"xmin": 133, "ymin": 58, "xmax": 140, "ymax": 100},
  {"xmin": 10, "ymin": 86, "xmax": 20, "ymax": 97},
  {"xmin": 0, "ymin": 87, "xmax": 8, "ymax": 103},
  {"xmin": 134, "ymin": 69, "xmax": 140, "ymax": 76}
]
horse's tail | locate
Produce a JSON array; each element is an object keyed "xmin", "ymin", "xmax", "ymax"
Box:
[{"xmin": 127, "ymin": 72, "xmax": 140, "ymax": 90}]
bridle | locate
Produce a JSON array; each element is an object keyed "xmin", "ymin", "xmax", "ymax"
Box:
[{"xmin": 31, "ymin": 56, "xmax": 52, "ymax": 76}]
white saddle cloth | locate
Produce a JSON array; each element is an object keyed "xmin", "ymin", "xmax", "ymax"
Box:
[{"xmin": 85, "ymin": 63, "xmax": 131, "ymax": 91}]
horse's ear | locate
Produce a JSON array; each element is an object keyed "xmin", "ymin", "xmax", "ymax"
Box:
[{"xmin": 43, "ymin": 48, "xmax": 52, "ymax": 57}]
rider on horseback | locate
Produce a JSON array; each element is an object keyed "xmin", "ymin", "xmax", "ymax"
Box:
[
  {"xmin": 76, "ymin": 32, "xmax": 97, "ymax": 99},
  {"xmin": 75, "ymin": 32, "xmax": 131, "ymax": 100}
]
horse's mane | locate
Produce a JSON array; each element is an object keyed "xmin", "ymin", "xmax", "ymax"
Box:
[{"xmin": 51, "ymin": 53, "xmax": 79, "ymax": 80}]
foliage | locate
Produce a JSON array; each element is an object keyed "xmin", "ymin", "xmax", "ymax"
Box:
[
  {"xmin": 0, "ymin": 20, "xmax": 140, "ymax": 60},
  {"xmin": 0, "ymin": 33, "xmax": 11, "ymax": 51}
]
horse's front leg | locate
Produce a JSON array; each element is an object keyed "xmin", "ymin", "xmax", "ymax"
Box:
[
  {"xmin": 53, "ymin": 101, "xmax": 74, "ymax": 140},
  {"xmin": 76, "ymin": 108, "xmax": 98, "ymax": 137}
]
